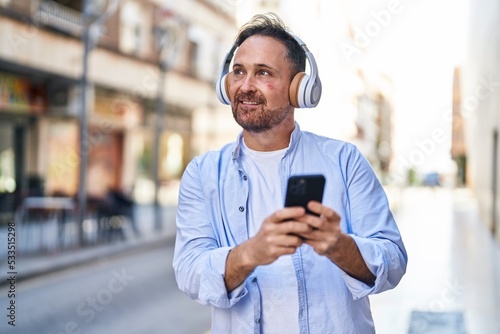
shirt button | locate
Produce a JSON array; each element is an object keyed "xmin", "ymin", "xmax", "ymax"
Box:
[
  {"xmin": 255, "ymin": 318, "xmax": 261, "ymax": 324},
  {"xmin": 252, "ymin": 277, "xmax": 257, "ymax": 283},
  {"xmin": 239, "ymin": 206, "xmax": 244, "ymax": 212},
  {"xmin": 243, "ymin": 175, "xmax": 248, "ymax": 181}
]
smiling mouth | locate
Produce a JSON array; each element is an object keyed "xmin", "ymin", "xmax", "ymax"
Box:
[
  {"xmin": 240, "ymin": 101, "xmax": 260, "ymax": 105},
  {"xmin": 235, "ymin": 92, "xmax": 265, "ymax": 107}
]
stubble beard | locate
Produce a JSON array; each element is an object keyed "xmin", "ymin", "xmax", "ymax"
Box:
[{"xmin": 231, "ymin": 92, "xmax": 292, "ymax": 133}]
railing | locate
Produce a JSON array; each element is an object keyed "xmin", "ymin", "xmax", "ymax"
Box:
[
  {"xmin": 34, "ymin": 0, "xmax": 85, "ymax": 36},
  {"xmin": 200, "ymin": 0, "xmax": 237, "ymax": 17}
]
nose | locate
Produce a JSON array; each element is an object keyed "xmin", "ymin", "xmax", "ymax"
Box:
[{"xmin": 239, "ymin": 74, "xmax": 257, "ymax": 93}]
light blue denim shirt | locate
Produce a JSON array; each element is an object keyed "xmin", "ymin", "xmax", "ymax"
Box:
[{"xmin": 173, "ymin": 123, "xmax": 407, "ymax": 334}]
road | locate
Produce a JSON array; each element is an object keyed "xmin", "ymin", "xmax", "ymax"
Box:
[
  {"xmin": 2, "ymin": 187, "xmax": 499, "ymax": 334},
  {"xmin": 0, "ymin": 243, "xmax": 211, "ymax": 334}
]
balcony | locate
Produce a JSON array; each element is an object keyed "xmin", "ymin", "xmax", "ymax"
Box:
[{"xmin": 34, "ymin": 0, "xmax": 86, "ymax": 36}]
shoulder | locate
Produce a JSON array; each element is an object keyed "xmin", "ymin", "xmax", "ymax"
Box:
[
  {"xmin": 186, "ymin": 141, "xmax": 236, "ymax": 171},
  {"xmin": 300, "ymin": 131, "xmax": 361, "ymax": 157},
  {"xmin": 298, "ymin": 131, "xmax": 372, "ymax": 177}
]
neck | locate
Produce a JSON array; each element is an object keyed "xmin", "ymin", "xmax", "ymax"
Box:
[{"xmin": 243, "ymin": 118, "xmax": 295, "ymax": 151}]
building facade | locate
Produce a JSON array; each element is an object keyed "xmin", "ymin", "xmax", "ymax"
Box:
[
  {"xmin": 0, "ymin": 0, "xmax": 237, "ymax": 219},
  {"xmin": 451, "ymin": 67, "xmax": 466, "ymax": 187},
  {"xmin": 461, "ymin": 0, "xmax": 500, "ymax": 240}
]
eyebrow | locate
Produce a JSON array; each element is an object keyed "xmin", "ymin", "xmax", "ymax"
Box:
[{"xmin": 233, "ymin": 63, "xmax": 277, "ymax": 71}]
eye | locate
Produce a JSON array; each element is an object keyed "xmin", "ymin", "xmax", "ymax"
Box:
[
  {"xmin": 258, "ymin": 70, "xmax": 270, "ymax": 76},
  {"xmin": 234, "ymin": 69, "xmax": 244, "ymax": 75}
]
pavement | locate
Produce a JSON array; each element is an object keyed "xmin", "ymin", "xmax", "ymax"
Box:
[
  {"xmin": 371, "ymin": 186, "xmax": 500, "ymax": 334},
  {"xmin": 0, "ymin": 204, "xmax": 178, "ymax": 283},
  {"xmin": 1, "ymin": 187, "xmax": 500, "ymax": 333}
]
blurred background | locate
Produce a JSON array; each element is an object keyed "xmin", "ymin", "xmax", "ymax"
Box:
[{"xmin": 0, "ymin": 0, "xmax": 499, "ymax": 333}]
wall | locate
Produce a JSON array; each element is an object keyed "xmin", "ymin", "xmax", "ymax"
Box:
[{"xmin": 462, "ymin": 0, "xmax": 500, "ymax": 239}]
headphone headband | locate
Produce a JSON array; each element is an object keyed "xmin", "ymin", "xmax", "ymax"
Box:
[{"xmin": 216, "ymin": 32, "xmax": 322, "ymax": 108}]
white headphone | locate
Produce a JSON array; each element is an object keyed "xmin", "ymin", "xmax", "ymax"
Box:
[{"xmin": 216, "ymin": 32, "xmax": 322, "ymax": 109}]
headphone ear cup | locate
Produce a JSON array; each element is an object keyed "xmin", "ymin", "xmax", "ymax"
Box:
[
  {"xmin": 289, "ymin": 72, "xmax": 307, "ymax": 108},
  {"xmin": 216, "ymin": 73, "xmax": 231, "ymax": 105},
  {"xmin": 224, "ymin": 72, "xmax": 231, "ymax": 103}
]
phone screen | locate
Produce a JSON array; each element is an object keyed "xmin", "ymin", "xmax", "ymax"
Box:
[{"xmin": 284, "ymin": 174, "xmax": 325, "ymax": 216}]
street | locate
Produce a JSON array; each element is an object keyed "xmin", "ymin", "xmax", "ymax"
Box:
[
  {"xmin": 370, "ymin": 187, "xmax": 500, "ymax": 333},
  {"xmin": 0, "ymin": 243, "xmax": 211, "ymax": 334},
  {"xmin": 1, "ymin": 187, "xmax": 499, "ymax": 334}
]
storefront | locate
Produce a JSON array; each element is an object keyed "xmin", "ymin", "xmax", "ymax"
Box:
[
  {"xmin": 0, "ymin": 70, "xmax": 47, "ymax": 216},
  {"xmin": 0, "ymin": 67, "xmax": 194, "ymax": 218},
  {"xmin": 138, "ymin": 102, "xmax": 192, "ymax": 205}
]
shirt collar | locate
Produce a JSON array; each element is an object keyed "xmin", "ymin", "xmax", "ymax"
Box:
[{"xmin": 231, "ymin": 122, "xmax": 302, "ymax": 161}]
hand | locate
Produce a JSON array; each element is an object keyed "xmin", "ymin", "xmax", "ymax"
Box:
[
  {"xmin": 224, "ymin": 206, "xmax": 313, "ymax": 292},
  {"xmin": 295, "ymin": 201, "xmax": 376, "ymax": 284},
  {"xmin": 243, "ymin": 206, "xmax": 313, "ymax": 267},
  {"xmin": 295, "ymin": 201, "xmax": 342, "ymax": 256}
]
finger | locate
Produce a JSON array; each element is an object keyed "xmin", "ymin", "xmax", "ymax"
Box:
[
  {"xmin": 278, "ymin": 220, "xmax": 314, "ymax": 236},
  {"xmin": 294, "ymin": 228, "xmax": 321, "ymax": 241},
  {"xmin": 302, "ymin": 239, "xmax": 330, "ymax": 255},
  {"xmin": 272, "ymin": 206, "xmax": 306, "ymax": 223},
  {"xmin": 307, "ymin": 202, "xmax": 341, "ymax": 223},
  {"xmin": 278, "ymin": 234, "xmax": 305, "ymax": 248}
]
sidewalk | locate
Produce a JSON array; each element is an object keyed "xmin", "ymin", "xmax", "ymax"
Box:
[
  {"xmin": 2, "ymin": 187, "xmax": 499, "ymax": 333},
  {"xmin": 0, "ymin": 204, "xmax": 178, "ymax": 284},
  {"xmin": 371, "ymin": 187, "xmax": 500, "ymax": 334}
]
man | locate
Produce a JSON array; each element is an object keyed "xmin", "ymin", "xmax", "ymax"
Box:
[{"xmin": 173, "ymin": 13, "xmax": 407, "ymax": 333}]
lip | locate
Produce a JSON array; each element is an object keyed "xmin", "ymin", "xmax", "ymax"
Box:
[
  {"xmin": 240, "ymin": 101, "xmax": 260, "ymax": 105},
  {"xmin": 237, "ymin": 100, "xmax": 262, "ymax": 111},
  {"xmin": 235, "ymin": 93, "xmax": 265, "ymax": 108}
]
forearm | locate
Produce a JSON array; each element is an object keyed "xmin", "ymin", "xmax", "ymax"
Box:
[
  {"xmin": 224, "ymin": 243, "xmax": 257, "ymax": 292},
  {"xmin": 327, "ymin": 233, "xmax": 376, "ymax": 285}
]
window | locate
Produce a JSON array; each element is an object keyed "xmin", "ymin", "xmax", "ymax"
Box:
[
  {"xmin": 187, "ymin": 40, "xmax": 199, "ymax": 77},
  {"xmin": 120, "ymin": 1, "xmax": 142, "ymax": 55}
]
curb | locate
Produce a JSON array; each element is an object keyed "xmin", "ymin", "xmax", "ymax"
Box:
[{"xmin": 1, "ymin": 234, "xmax": 175, "ymax": 286}]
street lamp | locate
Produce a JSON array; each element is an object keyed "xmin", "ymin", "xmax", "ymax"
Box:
[
  {"xmin": 152, "ymin": 9, "xmax": 181, "ymax": 231},
  {"xmin": 77, "ymin": 0, "xmax": 119, "ymax": 246}
]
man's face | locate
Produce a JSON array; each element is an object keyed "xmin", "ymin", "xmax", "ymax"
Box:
[{"xmin": 229, "ymin": 35, "xmax": 294, "ymax": 133}]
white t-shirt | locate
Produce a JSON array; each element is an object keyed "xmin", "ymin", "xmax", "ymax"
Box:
[{"xmin": 240, "ymin": 140, "xmax": 299, "ymax": 334}]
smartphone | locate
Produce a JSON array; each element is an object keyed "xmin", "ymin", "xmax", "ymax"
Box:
[{"xmin": 284, "ymin": 174, "xmax": 326, "ymax": 216}]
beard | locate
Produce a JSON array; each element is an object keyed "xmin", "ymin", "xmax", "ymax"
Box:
[{"xmin": 231, "ymin": 92, "xmax": 292, "ymax": 133}]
